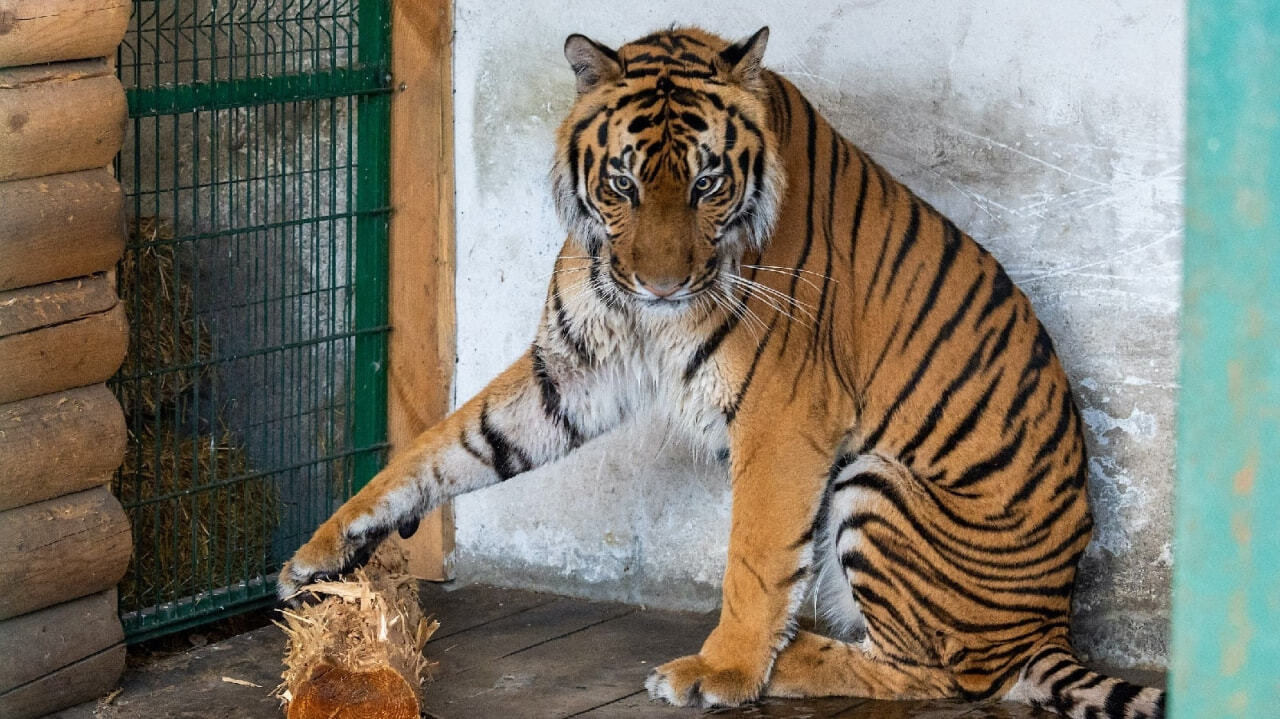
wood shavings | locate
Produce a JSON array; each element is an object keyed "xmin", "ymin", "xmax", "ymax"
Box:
[{"xmin": 275, "ymin": 566, "xmax": 438, "ymax": 719}]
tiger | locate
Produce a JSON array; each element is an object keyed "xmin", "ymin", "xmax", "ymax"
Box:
[{"xmin": 278, "ymin": 26, "xmax": 1167, "ymax": 718}]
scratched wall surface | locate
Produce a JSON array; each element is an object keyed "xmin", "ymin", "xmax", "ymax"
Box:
[{"xmin": 448, "ymin": 1, "xmax": 1183, "ymax": 668}]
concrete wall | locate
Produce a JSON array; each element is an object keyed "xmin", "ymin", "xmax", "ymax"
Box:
[{"xmin": 449, "ymin": 1, "xmax": 1183, "ymax": 669}]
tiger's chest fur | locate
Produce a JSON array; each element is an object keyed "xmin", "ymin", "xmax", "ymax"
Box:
[{"xmin": 538, "ymin": 271, "xmax": 740, "ymax": 457}]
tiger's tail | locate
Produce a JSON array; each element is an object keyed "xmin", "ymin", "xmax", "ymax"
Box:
[{"xmin": 1006, "ymin": 643, "xmax": 1166, "ymax": 719}]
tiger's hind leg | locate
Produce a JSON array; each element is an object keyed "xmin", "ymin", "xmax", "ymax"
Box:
[
  {"xmin": 765, "ymin": 453, "xmax": 958, "ymax": 701},
  {"xmin": 766, "ymin": 630, "xmax": 956, "ymax": 700}
]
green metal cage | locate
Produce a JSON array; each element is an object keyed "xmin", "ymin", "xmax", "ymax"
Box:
[{"xmin": 112, "ymin": 0, "xmax": 390, "ymax": 642}]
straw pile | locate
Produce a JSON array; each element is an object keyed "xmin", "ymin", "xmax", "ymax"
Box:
[
  {"xmin": 116, "ymin": 216, "xmax": 211, "ymax": 415},
  {"xmin": 276, "ymin": 566, "xmax": 438, "ymax": 719},
  {"xmin": 117, "ymin": 425, "xmax": 273, "ymax": 604},
  {"xmin": 113, "ymin": 217, "xmax": 277, "ymax": 608}
]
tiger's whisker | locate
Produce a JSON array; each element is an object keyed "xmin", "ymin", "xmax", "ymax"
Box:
[
  {"xmin": 711, "ymin": 286, "xmax": 763, "ymax": 341},
  {"xmin": 740, "ymin": 264, "xmax": 833, "ymax": 294},
  {"xmin": 723, "ymin": 277, "xmax": 814, "ymax": 328},
  {"xmin": 726, "ymin": 275, "xmax": 819, "ymax": 321},
  {"xmin": 742, "ymin": 263, "xmax": 838, "ymax": 282},
  {"xmin": 537, "ymin": 267, "xmax": 591, "ymax": 282}
]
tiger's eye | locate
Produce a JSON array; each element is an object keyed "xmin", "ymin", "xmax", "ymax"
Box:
[
  {"xmin": 611, "ymin": 176, "xmax": 633, "ymax": 192},
  {"xmin": 694, "ymin": 176, "xmax": 714, "ymax": 191}
]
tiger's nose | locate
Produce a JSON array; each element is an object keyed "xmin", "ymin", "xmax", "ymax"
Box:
[{"xmin": 636, "ymin": 275, "xmax": 685, "ymax": 299}]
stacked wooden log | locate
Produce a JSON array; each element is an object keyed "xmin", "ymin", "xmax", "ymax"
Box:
[{"xmin": 0, "ymin": 1, "xmax": 134, "ymax": 717}]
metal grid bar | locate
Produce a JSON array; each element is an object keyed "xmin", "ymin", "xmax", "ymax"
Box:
[
  {"xmin": 127, "ymin": 66, "xmax": 391, "ymax": 116},
  {"xmin": 112, "ymin": 0, "xmax": 391, "ymax": 641}
]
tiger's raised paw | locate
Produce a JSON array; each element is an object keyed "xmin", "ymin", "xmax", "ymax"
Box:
[
  {"xmin": 644, "ymin": 654, "xmax": 762, "ymax": 708},
  {"xmin": 275, "ymin": 520, "xmax": 390, "ymax": 605}
]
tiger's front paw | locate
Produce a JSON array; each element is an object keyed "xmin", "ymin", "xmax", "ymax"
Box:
[
  {"xmin": 644, "ymin": 654, "xmax": 762, "ymax": 708},
  {"xmin": 275, "ymin": 519, "xmax": 390, "ymax": 605}
]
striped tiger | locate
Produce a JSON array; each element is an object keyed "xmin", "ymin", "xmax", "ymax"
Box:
[{"xmin": 279, "ymin": 26, "xmax": 1166, "ymax": 718}]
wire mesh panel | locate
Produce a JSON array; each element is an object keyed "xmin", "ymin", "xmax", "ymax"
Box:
[{"xmin": 113, "ymin": 0, "xmax": 390, "ymax": 642}]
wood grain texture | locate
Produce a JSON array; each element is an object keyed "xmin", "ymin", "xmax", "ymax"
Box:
[
  {"xmin": 0, "ymin": 384, "xmax": 124, "ymax": 511},
  {"xmin": 386, "ymin": 0, "xmax": 456, "ymax": 581},
  {"xmin": 0, "ymin": 589, "xmax": 122, "ymax": 693},
  {"xmin": 0, "ymin": 61, "xmax": 125, "ymax": 183},
  {"xmin": 0, "ymin": 301, "xmax": 127, "ymax": 405},
  {"xmin": 0, "ymin": 273, "xmax": 117, "ymax": 337},
  {"xmin": 0, "ymin": 168, "xmax": 125, "ymax": 291},
  {"xmin": 0, "ymin": 485, "xmax": 132, "ymax": 620},
  {"xmin": 0, "ymin": 643, "xmax": 124, "ymax": 719},
  {"xmin": 0, "ymin": 0, "xmax": 131, "ymax": 67},
  {"xmin": 0, "ymin": 56, "xmax": 111, "ymax": 87},
  {"xmin": 287, "ymin": 666, "xmax": 418, "ymax": 719}
]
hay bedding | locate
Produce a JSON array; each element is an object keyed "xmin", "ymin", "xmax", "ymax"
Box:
[
  {"xmin": 116, "ymin": 217, "xmax": 211, "ymax": 416},
  {"xmin": 276, "ymin": 564, "xmax": 438, "ymax": 719},
  {"xmin": 113, "ymin": 217, "xmax": 277, "ymax": 608}
]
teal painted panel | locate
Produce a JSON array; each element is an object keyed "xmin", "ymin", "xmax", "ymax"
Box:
[{"xmin": 1174, "ymin": 0, "xmax": 1280, "ymax": 717}]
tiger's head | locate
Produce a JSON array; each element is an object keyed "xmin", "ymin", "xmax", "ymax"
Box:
[{"xmin": 552, "ymin": 27, "xmax": 785, "ymax": 305}]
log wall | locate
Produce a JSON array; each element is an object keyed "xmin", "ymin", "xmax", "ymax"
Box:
[
  {"xmin": 0, "ymin": 2, "xmax": 131, "ymax": 716},
  {"xmin": 0, "ymin": 169, "xmax": 125, "ymax": 291}
]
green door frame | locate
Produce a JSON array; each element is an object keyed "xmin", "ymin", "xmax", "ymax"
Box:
[{"xmin": 1173, "ymin": 0, "xmax": 1280, "ymax": 715}]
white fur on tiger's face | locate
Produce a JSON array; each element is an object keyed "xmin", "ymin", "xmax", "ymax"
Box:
[{"xmin": 279, "ymin": 26, "xmax": 1165, "ymax": 719}]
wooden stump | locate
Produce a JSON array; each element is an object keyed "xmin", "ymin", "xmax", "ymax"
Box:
[
  {"xmin": 278, "ymin": 569, "xmax": 437, "ymax": 719},
  {"xmin": 287, "ymin": 665, "xmax": 419, "ymax": 719}
]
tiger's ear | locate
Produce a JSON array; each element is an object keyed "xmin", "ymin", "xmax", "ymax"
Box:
[
  {"xmin": 564, "ymin": 34, "xmax": 623, "ymax": 95},
  {"xmin": 719, "ymin": 26, "xmax": 770, "ymax": 86}
]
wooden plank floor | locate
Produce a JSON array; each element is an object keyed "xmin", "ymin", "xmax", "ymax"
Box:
[{"xmin": 56, "ymin": 583, "xmax": 1159, "ymax": 718}]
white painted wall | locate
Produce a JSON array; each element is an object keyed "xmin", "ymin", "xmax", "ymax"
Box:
[{"xmin": 449, "ymin": 1, "xmax": 1183, "ymax": 668}]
